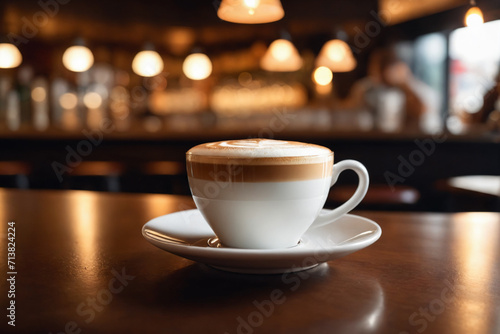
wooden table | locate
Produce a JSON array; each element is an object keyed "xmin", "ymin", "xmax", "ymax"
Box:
[
  {"xmin": 1, "ymin": 189, "xmax": 499, "ymax": 334},
  {"xmin": 447, "ymin": 175, "xmax": 500, "ymax": 197}
]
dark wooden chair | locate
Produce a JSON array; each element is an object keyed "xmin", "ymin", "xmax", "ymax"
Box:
[
  {"xmin": 65, "ymin": 161, "xmax": 125, "ymax": 192},
  {"xmin": 0, "ymin": 161, "xmax": 31, "ymax": 189},
  {"xmin": 133, "ymin": 161, "xmax": 190, "ymax": 195}
]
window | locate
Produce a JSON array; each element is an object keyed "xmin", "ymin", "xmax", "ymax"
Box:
[{"xmin": 449, "ymin": 20, "xmax": 500, "ymax": 116}]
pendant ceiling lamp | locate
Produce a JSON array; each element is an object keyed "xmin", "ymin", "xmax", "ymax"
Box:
[
  {"xmin": 132, "ymin": 43, "xmax": 164, "ymax": 77},
  {"xmin": 62, "ymin": 39, "xmax": 94, "ymax": 72},
  {"xmin": 464, "ymin": 0, "xmax": 484, "ymax": 27},
  {"xmin": 316, "ymin": 38, "xmax": 356, "ymax": 73},
  {"xmin": 0, "ymin": 43, "xmax": 22, "ymax": 69},
  {"xmin": 260, "ymin": 38, "xmax": 302, "ymax": 72},
  {"xmin": 217, "ymin": 0, "xmax": 284, "ymax": 24},
  {"xmin": 183, "ymin": 52, "xmax": 213, "ymax": 80}
]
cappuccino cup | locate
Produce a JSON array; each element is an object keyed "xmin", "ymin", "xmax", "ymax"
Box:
[{"xmin": 186, "ymin": 139, "xmax": 369, "ymax": 249}]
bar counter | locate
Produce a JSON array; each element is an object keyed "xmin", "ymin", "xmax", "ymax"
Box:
[{"xmin": 1, "ymin": 125, "xmax": 498, "ymax": 212}]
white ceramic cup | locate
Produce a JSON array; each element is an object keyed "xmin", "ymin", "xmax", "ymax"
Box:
[{"xmin": 186, "ymin": 139, "xmax": 369, "ymax": 249}]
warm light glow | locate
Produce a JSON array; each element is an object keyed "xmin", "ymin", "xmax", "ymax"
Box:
[
  {"xmin": 32, "ymin": 78, "xmax": 49, "ymax": 131},
  {"xmin": 244, "ymin": 0, "xmax": 260, "ymax": 14},
  {"xmin": 144, "ymin": 194, "xmax": 186, "ymax": 219},
  {"xmin": 164, "ymin": 28, "xmax": 196, "ymax": 56},
  {"xmin": 182, "ymin": 53, "xmax": 213, "ymax": 80},
  {"xmin": 315, "ymin": 82, "xmax": 333, "ymax": 95},
  {"xmin": 261, "ymin": 39, "xmax": 303, "ymax": 72},
  {"xmin": 149, "ymin": 88, "xmax": 207, "ymax": 114},
  {"xmin": 452, "ymin": 212, "xmax": 499, "ymax": 332},
  {"xmin": 244, "ymin": 0, "xmax": 260, "ymax": 8},
  {"xmin": 238, "ymin": 72, "xmax": 253, "ymax": 86},
  {"xmin": 59, "ymin": 92, "xmax": 78, "ymax": 110},
  {"xmin": 465, "ymin": 6, "xmax": 484, "ymax": 27},
  {"xmin": 0, "ymin": 43, "xmax": 22, "ymax": 69},
  {"xmin": 62, "ymin": 45, "xmax": 94, "ymax": 72},
  {"xmin": 31, "ymin": 86, "xmax": 47, "ymax": 102},
  {"xmin": 83, "ymin": 92, "xmax": 103, "ymax": 109},
  {"xmin": 270, "ymin": 39, "xmax": 293, "ymax": 61},
  {"xmin": 69, "ymin": 192, "xmax": 99, "ymax": 287},
  {"xmin": 210, "ymin": 83, "xmax": 307, "ymax": 115},
  {"xmin": 0, "ymin": 191, "xmax": 7, "ymax": 229},
  {"xmin": 316, "ymin": 39, "xmax": 357, "ymax": 72},
  {"xmin": 143, "ymin": 116, "xmax": 162, "ymax": 132},
  {"xmin": 313, "ymin": 66, "xmax": 333, "ymax": 86},
  {"xmin": 217, "ymin": 0, "xmax": 284, "ymax": 24},
  {"xmin": 132, "ymin": 50, "xmax": 164, "ymax": 77}
]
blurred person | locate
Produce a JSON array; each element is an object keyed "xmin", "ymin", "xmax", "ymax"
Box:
[
  {"xmin": 474, "ymin": 70, "xmax": 500, "ymax": 131},
  {"xmin": 343, "ymin": 48, "xmax": 437, "ymax": 132}
]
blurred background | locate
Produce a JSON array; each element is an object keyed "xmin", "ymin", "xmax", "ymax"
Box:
[{"xmin": 0, "ymin": 0, "xmax": 499, "ymax": 212}]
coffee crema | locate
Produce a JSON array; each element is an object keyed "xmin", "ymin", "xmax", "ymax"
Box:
[{"xmin": 186, "ymin": 139, "xmax": 333, "ymax": 182}]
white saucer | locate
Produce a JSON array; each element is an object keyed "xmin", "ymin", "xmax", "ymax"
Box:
[{"xmin": 142, "ymin": 209, "xmax": 382, "ymax": 274}]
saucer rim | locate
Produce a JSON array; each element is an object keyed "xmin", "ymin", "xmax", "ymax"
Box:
[{"xmin": 142, "ymin": 209, "xmax": 382, "ymax": 259}]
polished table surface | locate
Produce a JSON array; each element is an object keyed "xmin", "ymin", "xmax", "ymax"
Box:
[
  {"xmin": 1, "ymin": 189, "xmax": 499, "ymax": 334},
  {"xmin": 447, "ymin": 175, "xmax": 500, "ymax": 197}
]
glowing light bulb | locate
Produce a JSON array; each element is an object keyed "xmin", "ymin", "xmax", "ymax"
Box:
[
  {"xmin": 0, "ymin": 43, "xmax": 22, "ymax": 69},
  {"xmin": 31, "ymin": 87, "xmax": 47, "ymax": 102},
  {"xmin": 83, "ymin": 92, "xmax": 103, "ymax": 109},
  {"xmin": 132, "ymin": 50, "xmax": 164, "ymax": 77},
  {"xmin": 244, "ymin": 0, "xmax": 260, "ymax": 14},
  {"xmin": 465, "ymin": 6, "xmax": 484, "ymax": 27},
  {"xmin": 244, "ymin": 0, "xmax": 260, "ymax": 8},
  {"xmin": 59, "ymin": 92, "xmax": 78, "ymax": 109},
  {"xmin": 182, "ymin": 53, "xmax": 212, "ymax": 80},
  {"xmin": 313, "ymin": 66, "xmax": 333, "ymax": 86},
  {"xmin": 62, "ymin": 45, "xmax": 94, "ymax": 72}
]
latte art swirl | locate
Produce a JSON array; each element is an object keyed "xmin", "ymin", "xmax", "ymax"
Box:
[
  {"xmin": 216, "ymin": 139, "xmax": 285, "ymax": 149},
  {"xmin": 188, "ymin": 138, "xmax": 331, "ymax": 160}
]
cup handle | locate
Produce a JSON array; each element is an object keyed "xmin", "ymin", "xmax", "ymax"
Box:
[{"xmin": 312, "ymin": 160, "xmax": 369, "ymax": 228}]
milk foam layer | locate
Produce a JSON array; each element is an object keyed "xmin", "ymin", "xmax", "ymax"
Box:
[{"xmin": 187, "ymin": 139, "xmax": 332, "ymax": 165}]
